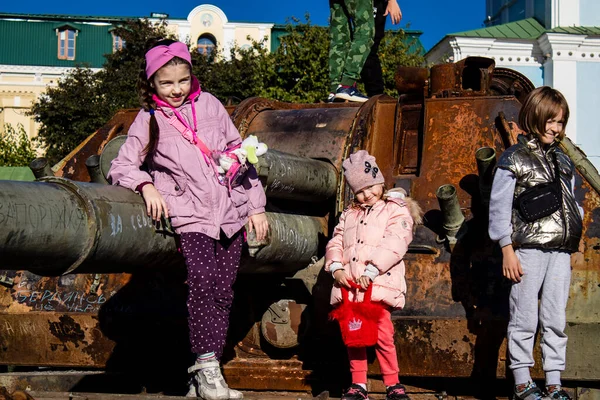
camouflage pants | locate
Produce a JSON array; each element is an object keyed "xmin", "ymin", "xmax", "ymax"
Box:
[{"xmin": 329, "ymin": 0, "xmax": 375, "ymax": 92}]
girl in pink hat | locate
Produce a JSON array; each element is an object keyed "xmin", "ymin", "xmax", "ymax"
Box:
[
  {"xmin": 325, "ymin": 150, "xmax": 421, "ymax": 400},
  {"xmin": 108, "ymin": 39, "xmax": 268, "ymax": 399}
]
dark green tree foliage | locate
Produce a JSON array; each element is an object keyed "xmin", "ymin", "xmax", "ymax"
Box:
[
  {"xmin": 99, "ymin": 19, "xmax": 173, "ymax": 110},
  {"xmin": 191, "ymin": 39, "xmax": 274, "ymax": 103},
  {"xmin": 28, "ymin": 67, "xmax": 110, "ymax": 163},
  {"xmin": 192, "ymin": 16, "xmax": 331, "ymax": 104},
  {"xmin": 378, "ymin": 29, "xmax": 426, "ymax": 96},
  {"xmin": 191, "ymin": 17, "xmax": 424, "ymax": 103},
  {"xmin": 0, "ymin": 124, "xmax": 37, "ymax": 167},
  {"xmin": 264, "ymin": 16, "xmax": 330, "ymax": 103}
]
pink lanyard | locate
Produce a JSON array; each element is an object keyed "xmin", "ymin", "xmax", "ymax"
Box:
[
  {"xmin": 151, "ymin": 95, "xmax": 214, "ymax": 166},
  {"xmin": 150, "ymin": 97, "xmax": 239, "ymax": 192},
  {"xmin": 152, "ymin": 94, "xmax": 198, "ymax": 140}
]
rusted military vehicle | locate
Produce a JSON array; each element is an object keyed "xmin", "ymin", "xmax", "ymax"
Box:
[{"xmin": 1, "ymin": 57, "xmax": 599, "ymax": 399}]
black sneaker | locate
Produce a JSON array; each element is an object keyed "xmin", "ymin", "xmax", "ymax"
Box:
[
  {"xmin": 386, "ymin": 383, "xmax": 410, "ymax": 400},
  {"xmin": 326, "ymin": 92, "xmax": 336, "ymax": 103},
  {"xmin": 342, "ymin": 383, "xmax": 369, "ymax": 400},
  {"xmin": 546, "ymin": 387, "xmax": 571, "ymax": 400},
  {"xmin": 514, "ymin": 382, "xmax": 549, "ymax": 400},
  {"xmin": 334, "ymin": 84, "xmax": 368, "ymax": 102}
]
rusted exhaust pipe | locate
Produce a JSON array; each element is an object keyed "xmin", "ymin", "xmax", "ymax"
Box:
[
  {"xmin": 85, "ymin": 155, "xmax": 109, "ymax": 184},
  {"xmin": 475, "ymin": 146, "xmax": 497, "ymax": 204},
  {"xmin": 436, "ymin": 184, "xmax": 465, "ymax": 249},
  {"xmin": 29, "ymin": 157, "xmax": 54, "ymax": 179}
]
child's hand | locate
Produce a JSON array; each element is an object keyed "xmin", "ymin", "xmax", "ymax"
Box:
[
  {"xmin": 502, "ymin": 245, "xmax": 523, "ymax": 282},
  {"xmin": 248, "ymin": 213, "xmax": 269, "ymax": 241},
  {"xmin": 357, "ymin": 276, "xmax": 371, "ymax": 289},
  {"xmin": 333, "ymin": 270, "xmax": 351, "ymax": 289},
  {"xmin": 141, "ymin": 184, "xmax": 168, "ymax": 221}
]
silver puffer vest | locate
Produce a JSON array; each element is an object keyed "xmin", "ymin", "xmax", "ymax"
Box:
[{"xmin": 497, "ymin": 135, "xmax": 582, "ymax": 253}]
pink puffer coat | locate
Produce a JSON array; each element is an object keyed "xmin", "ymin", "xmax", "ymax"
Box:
[{"xmin": 324, "ymin": 198, "xmax": 413, "ymax": 309}]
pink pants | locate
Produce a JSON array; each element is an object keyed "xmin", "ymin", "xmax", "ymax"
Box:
[{"xmin": 347, "ymin": 308, "xmax": 399, "ymax": 386}]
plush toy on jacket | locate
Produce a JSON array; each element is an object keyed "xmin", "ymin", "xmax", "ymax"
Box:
[{"xmin": 217, "ymin": 135, "xmax": 268, "ymax": 174}]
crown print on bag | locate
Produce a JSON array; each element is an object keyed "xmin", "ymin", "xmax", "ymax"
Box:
[{"xmin": 348, "ymin": 317, "xmax": 363, "ymax": 331}]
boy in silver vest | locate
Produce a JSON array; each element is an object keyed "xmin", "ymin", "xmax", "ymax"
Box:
[{"xmin": 489, "ymin": 87, "xmax": 583, "ymax": 400}]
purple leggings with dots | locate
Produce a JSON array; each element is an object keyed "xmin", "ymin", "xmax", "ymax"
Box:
[{"xmin": 179, "ymin": 231, "xmax": 242, "ymax": 359}]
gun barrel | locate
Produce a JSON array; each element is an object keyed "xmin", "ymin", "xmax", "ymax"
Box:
[
  {"xmin": 257, "ymin": 149, "xmax": 338, "ymax": 201},
  {"xmin": 0, "ymin": 178, "xmax": 180, "ymax": 275}
]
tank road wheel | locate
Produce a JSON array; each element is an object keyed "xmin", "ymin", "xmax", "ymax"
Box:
[
  {"xmin": 490, "ymin": 67, "xmax": 535, "ymax": 104},
  {"xmin": 260, "ymin": 299, "xmax": 308, "ymax": 349}
]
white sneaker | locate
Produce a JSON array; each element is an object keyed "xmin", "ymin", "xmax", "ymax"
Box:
[{"xmin": 186, "ymin": 360, "xmax": 243, "ymax": 399}]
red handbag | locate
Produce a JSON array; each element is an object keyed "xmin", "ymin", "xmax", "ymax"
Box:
[{"xmin": 329, "ymin": 281, "xmax": 385, "ymax": 348}]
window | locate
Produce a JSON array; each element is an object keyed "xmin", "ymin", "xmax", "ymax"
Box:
[
  {"xmin": 57, "ymin": 28, "xmax": 77, "ymax": 60},
  {"xmin": 197, "ymin": 34, "xmax": 216, "ymax": 56},
  {"xmin": 112, "ymin": 34, "xmax": 126, "ymax": 52}
]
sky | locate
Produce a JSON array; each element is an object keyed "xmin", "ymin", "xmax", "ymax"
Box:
[{"xmin": 1, "ymin": 0, "xmax": 486, "ymax": 51}]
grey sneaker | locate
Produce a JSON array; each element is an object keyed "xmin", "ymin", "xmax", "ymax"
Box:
[
  {"xmin": 514, "ymin": 382, "xmax": 549, "ymax": 400},
  {"xmin": 186, "ymin": 360, "xmax": 243, "ymax": 399}
]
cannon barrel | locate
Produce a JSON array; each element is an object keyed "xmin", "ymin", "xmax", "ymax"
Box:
[
  {"xmin": 436, "ymin": 183, "xmax": 465, "ymax": 238},
  {"xmin": 0, "ymin": 177, "xmax": 179, "ymax": 275},
  {"xmin": 257, "ymin": 149, "xmax": 338, "ymax": 201},
  {"xmin": 0, "ymin": 179, "xmax": 328, "ymax": 275},
  {"xmin": 85, "ymin": 155, "xmax": 109, "ymax": 185}
]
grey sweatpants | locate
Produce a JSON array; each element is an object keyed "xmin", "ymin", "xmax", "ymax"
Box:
[{"xmin": 508, "ymin": 248, "xmax": 571, "ymax": 378}]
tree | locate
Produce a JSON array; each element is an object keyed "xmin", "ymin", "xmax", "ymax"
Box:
[
  {"xmin": 99, "ymin": 19, "xmax": 173, "ymax": 111},
  {"xmin": 0, "ymin": 124, "xmax": 37, "ymax": 167},
  {"xmin": 378, "ymin": 29, "xmax": 426, "ymax": 96},
  {"xmin": 192, "ymin": 16, "xmax": 331, "ymax": 104},
  {"xmin": 28, "ymin": 19, "xmax": 171, "ymax": 163},
  {"xmin": 28, "ymin": 67, "xmax": 110, "ymax": 163},
  {"xmin": 262, "ymin": 16, "xmax": 330, "ymax": 103}
]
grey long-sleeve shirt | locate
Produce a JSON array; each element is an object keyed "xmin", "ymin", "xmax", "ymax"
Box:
[{"xmin": 488, "ymin": 168, "xmax": 583, "ymax": 248}]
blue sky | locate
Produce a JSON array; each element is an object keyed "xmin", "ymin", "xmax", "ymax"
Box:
[{"xmin": 1, "ymin": 0, "xmax": 485, "ymax": 51}]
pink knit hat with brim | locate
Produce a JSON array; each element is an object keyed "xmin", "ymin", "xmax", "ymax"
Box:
[
  {"xmin": 342, "ymin": 150, "xmax": 385, "ymax": 193},
  {"xmin": 145, "ymin": 41, "xmax": 192, "ymax": 78}
]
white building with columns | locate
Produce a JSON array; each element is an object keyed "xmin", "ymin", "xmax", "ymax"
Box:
[{"xmin": 426, "ymin": 0, "xmax": 600, "ymax": 167}]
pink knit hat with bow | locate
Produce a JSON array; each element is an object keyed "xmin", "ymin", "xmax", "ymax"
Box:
[{"xmin": 342, "ymin": 150, "xmax": 385, "ymax": 193}]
